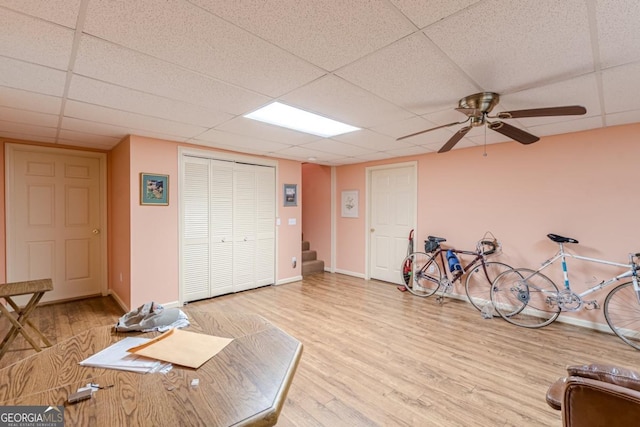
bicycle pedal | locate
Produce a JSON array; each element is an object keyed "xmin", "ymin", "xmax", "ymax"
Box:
[{"xmin": 585, "ymin": 300, "xmax": 600, "ymax": 309}]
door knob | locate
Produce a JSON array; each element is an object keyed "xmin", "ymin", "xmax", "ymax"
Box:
[
  {"xmin": 92, "ymin": 229, "xmax": 100, "ymax": 234},
  {"xmin": 370, "ymin": 228, "xmax": 375, "ymax": 232}
]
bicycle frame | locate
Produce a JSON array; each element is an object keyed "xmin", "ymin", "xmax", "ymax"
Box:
[
  {"xmin": 521, "ymin": 242, "xmax": 640, "ymax": 302},
  {"xmin": 429, "ymin": 247, "xmax": 491, "ymax": 286}
]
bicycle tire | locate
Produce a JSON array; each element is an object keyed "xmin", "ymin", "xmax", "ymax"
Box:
[
  {"xmin": 490, "ymin": 268, "xmax": 561, "ymax": 328},
  {"xmin": 604, "ymin": 282, "xmax": 640, "ymax": 351},
  {"xmin": 464, "ymin": 261, "xmax": 512, "ymax": 315},
  {"xmin": 401, "ymin": 252, "xmax": 441, "ymax": 297}
]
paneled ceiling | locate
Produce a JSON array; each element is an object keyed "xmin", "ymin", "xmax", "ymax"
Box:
[{"xmin": 1, "ymin": 0, "xmax": 638, "ymax": 165}]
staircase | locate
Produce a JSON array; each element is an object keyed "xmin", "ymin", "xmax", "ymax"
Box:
[{"xmin": 302, "ymin": 240, "xmax": 325, "ymax": 276}]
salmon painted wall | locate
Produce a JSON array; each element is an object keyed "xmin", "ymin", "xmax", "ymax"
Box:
[
  {"xmin": 128, "ymin": 136, "xmax": 179, "ymax": 308},
  {"xmin": 278, "ymin": 159, "xmax": 303, "ymax": 281},
  {"xmin": 109, "ymin": 137, "xmax": 132, "ymax": 309},
  {"xmin": 114, "ymin": 136, "xmax": 302, "ymax": 308},
  {"xmin": 0, "ymin": 144, "xmax": 4, "ymax": 282},
  {"xmin": 332, "ymin": 123, "xmax": 640, "ymax": 327},
  {"xmin": 301, "ymin": 163, "xmax": 332, "ymax": 269}
]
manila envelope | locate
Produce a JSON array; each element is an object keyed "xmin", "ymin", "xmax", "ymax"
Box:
[{"xmin": 127, "ymin": 328, "xmax": 233, "ymax": 369}]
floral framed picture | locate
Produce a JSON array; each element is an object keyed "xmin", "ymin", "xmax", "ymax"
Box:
[
  {"xmin": 140, "ymin": 173, "xmax": 169, "ymax": 205},
  {"xmin": 341, "ymin": 190, "xmax": 359, "ymax": 218}
]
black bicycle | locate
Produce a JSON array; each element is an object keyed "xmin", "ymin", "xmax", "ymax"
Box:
[{"xmin": 401, "ymin": 235, "xmax": 511, "ymax": 314}]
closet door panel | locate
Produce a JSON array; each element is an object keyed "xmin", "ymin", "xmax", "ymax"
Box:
[
  {"xmin": 233, "ymin": 166, "xmax": 257, "ymax": 292},
  {"xmin": 210, "ymin": 160, "xmax": 234, "ymax": 296},
  {"xmin": 182, "ymin": 158, "xmax": 211, "ymax": 301}
]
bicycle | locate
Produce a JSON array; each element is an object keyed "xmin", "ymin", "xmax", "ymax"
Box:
[
  {"xmin": 490, "ymin": 233, "xmax": 640, "ymax": 350},
  {"xmin": 401, "ymin": 234, "xmax": 511, "ymax": 314}
]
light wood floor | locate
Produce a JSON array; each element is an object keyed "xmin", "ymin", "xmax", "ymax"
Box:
[{"xmin": 2, "ymin": 273, "xmax": 639, "ymax": 426}]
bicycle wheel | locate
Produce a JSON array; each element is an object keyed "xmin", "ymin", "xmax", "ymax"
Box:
[
  {"xmin": 464, "ymin": 261, "xmax": 512, "ymax": 315},
  {"xmin": 401, "ymin": 252, "xmax": 441, "ymax": 297},
  {"xmin": 604, "ymin": 282, "xmax": 640, "ymax": 351},
  {"xmin": 490, "ymin": 268, "xmax": 561, "ymax": 328}
]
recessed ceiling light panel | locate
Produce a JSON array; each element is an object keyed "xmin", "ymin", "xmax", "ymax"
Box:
[{"xmin": 244, "ymin": 102, "xmax": 360, "ymax": 137}]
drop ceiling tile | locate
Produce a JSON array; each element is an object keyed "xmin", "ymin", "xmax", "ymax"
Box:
[
  {"xmin": 602, "ymin": 62, "xmax": 640, "ymax": 113},
  {"xmin": 215, "ymin": 116, "xmax": 319, "ymax": 145},
  {"xmin": 82, "ymin": 0, "xmax": 324, "ymax": 97},
  {"xmin": 0, "ymin": 57, "xmax": 67, "ymax": 96},
  {"xmin": 193, "ymin": 0, "xmax": 415, "ymax": 71},
  {"xmin": 58, "ymin": 129, "xmax": 121, "ymax": 149},
  {"xmin": 372, "ymin": 116, "xmax": 439, "ymax": 139},
  {"xmin": 299, "ymin": 139, "xmax": 375, "ymax": 157},
  {"xmin": 0, "ymin": 9, "xmax": 74, "ymax": 69},
  {"xmin": 332, "ymin": 129, "xmax": 412, "ymax": 152},
  {"xmin": 337, "ymin": 32, "xmax": 479, "ymax": 115},
  {"xmin": 425, "ymin": 0, "xmax": 594, "ymax": 93},
  {"xmin": 389, "ymin": 0, "xmax": 481, "ymax": 28},
  {"xmin": 0, "ymin": 0, "xmax": 81, "ymax": 28},
  {"xmin": 64, "ymin": 101, "xmax": 207, "ymax": 138},
  {"xmin": 498, "ymin": 75, "xmax": 602, "ymax": 126},
  {"xmin": 384, "ymin": 144, "xmax": 435, "ymax": 157},
  {"xmin": 74, "ymin": 36, "xmax": 270, "ymax": 115},
  {"xmin": 61, "ymin": 117, "xmax": 129, "ymax": 139},
  {"xmin": 0, "ymin": 120, "xmax": 56, "ymax": 137},
  {"xmin": 272, "ymin": 145, "xmax": 345, "ymax": 163},
  {"xmin": 0, "ymin": 131, "xmax": 56, "ymax": 144},
  {"xmin": 67, "ymin": 76, "xmax": 232, "ymax": 127},
  {"xmin": 0, "ymin": 106, "xmax": 58, "ymax": 127},
  {"xmin": 0, "ymin": 87, "xmax": 62, "ymax": 114},
  {"xmin": 596, "ymin": 0, "xmax": 640, "ymax": 68},
  {"xmin": 281, "ymin": 75, "xmax": 413, "ymax": 128},
  {"xmin": 352, "ymin": 151, "xmax": 403, "ymax": 163},
  {"xmin": 528, "ymin": 116, "xmax": 604, "ymax": 137},
  {"xmin": 193, "ymin": 129, "xmax": 290, "ymax": 153}
]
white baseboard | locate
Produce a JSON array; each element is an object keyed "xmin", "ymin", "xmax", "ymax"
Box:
[
  {"xmin": 160, "ymin": 300, "xmax": 181, "ymax": 309},
  {"xmin": 334, "ymin": 269, "xmax": 365, "ymax": 279},
  {"xmin": 277, "ymin": 276, "xmax": 303, "ymax": 285}
]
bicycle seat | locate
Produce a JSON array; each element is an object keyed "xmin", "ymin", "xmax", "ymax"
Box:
[
  {"xmin": 547, "ymin": 233, "xmax": 579, "ymax": 244},
  {"xmin": 427, "ymin": 236, "xmax": 446, "ymax": 243}
]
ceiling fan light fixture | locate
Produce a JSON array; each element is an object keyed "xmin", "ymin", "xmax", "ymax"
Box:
[{"xmin": 244, "ymin": 102, "xmax": 360, "ymax": 138}]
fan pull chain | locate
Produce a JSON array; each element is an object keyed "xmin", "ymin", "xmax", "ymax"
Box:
[{"xmin": 483, "ymin": 122, "xmax": 488, "ymax": 157}]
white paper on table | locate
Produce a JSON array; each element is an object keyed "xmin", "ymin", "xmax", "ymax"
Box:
[{"xmin": 79, "ymin": 337, "xmax": 167, "ymax": 373}]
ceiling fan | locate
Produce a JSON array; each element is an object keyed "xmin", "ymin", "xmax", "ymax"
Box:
[{"xmin": 397, "ymin": 92, "xmax": 587, "ymax": 153}]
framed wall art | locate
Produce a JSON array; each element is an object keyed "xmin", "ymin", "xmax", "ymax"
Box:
[
  {"xmin": 341, "ymin": 190, "xmax": 359, "ymax": 218},
  {"xmin": 140, "ymin": 173, "xmax": 169, "ymax": 206}
]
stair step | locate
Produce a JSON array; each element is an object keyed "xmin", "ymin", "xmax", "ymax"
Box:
[
  {"xmin": 302, "ymin": 250, "xmax": 317, "ymax": 262},
  {"xmin": 302, "ymin": 241, "xmax": 310, "ymax": 251},
  {"xmin": 302, "ymin": 259, "xmax": 325, "ymax": 276}
]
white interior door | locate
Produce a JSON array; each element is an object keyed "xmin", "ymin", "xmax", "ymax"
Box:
[
  {"xmin": 369, "ymin": 164, "xmax": 416, "ymax": 284},
  {"xmin": 6, "ymin": 145, "xmax": 106, "ymax": 302}
]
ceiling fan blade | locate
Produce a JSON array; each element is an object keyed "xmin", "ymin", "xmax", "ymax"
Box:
[
  {"xmin": 437, "ymin": 126, "xmax": 471, "ymax": 153},
  {"xmin": 397, "ymin": 119, "xmax": 469, "ymax": 141},
  {"xmin": 495, "ymin": 105, "xmax": 586, "ymax": 119},
  {"xmin": 488, "ymin": 121, "xmax": 539, "ymax": 145}
]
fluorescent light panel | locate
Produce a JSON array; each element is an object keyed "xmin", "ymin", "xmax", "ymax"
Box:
[{"xmin": 244, "ymin": 102, "xmax": 360, "ymax": 137}]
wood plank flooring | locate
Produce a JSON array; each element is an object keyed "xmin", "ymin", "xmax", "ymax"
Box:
[{"xmin": 2, "ymin": 272, "xmax": 639, "ymax": 426}]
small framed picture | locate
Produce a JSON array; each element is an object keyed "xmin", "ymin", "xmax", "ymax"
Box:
[
  {"xmin": 283, "ymin": 184, "xmax": 297, "ymax": 207},
  {"xmin": 140, "ymin": 173, "xmax": 169, "ymax": 206},
  {"xmin": 341, "ymin": 190, "xmax": 359, "ymax": 218}
]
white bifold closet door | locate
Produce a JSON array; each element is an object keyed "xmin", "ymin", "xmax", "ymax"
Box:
[{"xmin": 182, "ymin": 157, "xmax": 275, "ymax": 302}]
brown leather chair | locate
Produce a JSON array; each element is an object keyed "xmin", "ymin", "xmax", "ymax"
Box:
[{"xmin": 546, "ymin": 363, "xmax": 640, "ymax": 426}]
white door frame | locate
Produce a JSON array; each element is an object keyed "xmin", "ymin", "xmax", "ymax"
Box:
[
  {"xmin": 4, "ymin": 143, "xmax": 108, "ymax": 296},
  {"xmin": 365, "ymin": 161, "xmax": 418, "ymax": 280}
]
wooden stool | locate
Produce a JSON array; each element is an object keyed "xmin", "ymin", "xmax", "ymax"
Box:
[{"xmin": 0, "ymin": 279, "xmax": 53, "ymax": 360}]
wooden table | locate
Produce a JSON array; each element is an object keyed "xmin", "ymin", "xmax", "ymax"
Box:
[
  {"xmin": 0, "ymin": 309, "xmax": 303, "ymax": 427},
  {"xmin": 0, "ymin": 278, "xmax": 53, "ymax": 360}
]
